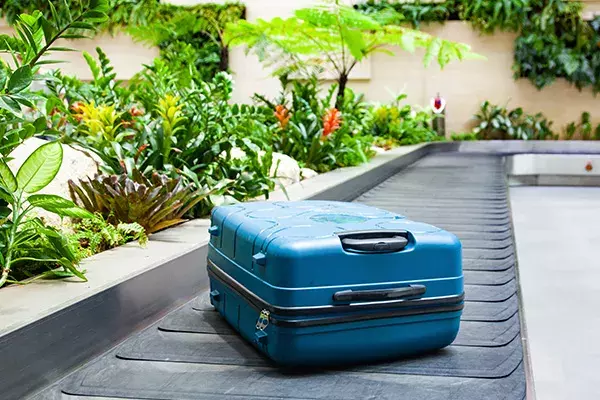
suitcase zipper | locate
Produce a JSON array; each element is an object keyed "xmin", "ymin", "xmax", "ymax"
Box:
[{"xmin": 208, "ymin": 260, "xmax": 464, "ymax": 328}]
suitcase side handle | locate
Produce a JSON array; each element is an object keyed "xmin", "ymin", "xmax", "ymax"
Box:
[
  {"xmin": 338, "ymin": 230, "xmax": 409, "ymax": 254},
  {"xmin": 333, "ymin": 285, "xmax": 426, "ymax": 303}
]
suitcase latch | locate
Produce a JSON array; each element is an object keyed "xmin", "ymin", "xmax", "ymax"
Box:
[{"xmin": 256, "ymin": 309, "xmax": 270, "ymax": 331}]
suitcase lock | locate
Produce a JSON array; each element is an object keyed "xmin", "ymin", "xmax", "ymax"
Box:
[
  {"xmin": 256, "ymin": 309, "xmax": 270, "ymax": 331},
  {"xmin": 254, "ymin": 309, "xmax": 270, "ymax": 345}
]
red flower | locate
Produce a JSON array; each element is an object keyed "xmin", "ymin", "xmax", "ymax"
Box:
[
  {"xmin": 274, "ymin": 105, "xmax": 290, "ymax": 130},
  {"xmin": 322, "ymin": 108, "xmax": 341, "ymax": 138}
]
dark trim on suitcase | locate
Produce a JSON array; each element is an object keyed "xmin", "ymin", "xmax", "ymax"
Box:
[{"xmin": 207, "ymin": 259, "xmax": 464, "ymax": 326}]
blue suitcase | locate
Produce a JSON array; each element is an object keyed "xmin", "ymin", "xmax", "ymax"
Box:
[{"xmin": 207, "ymin": 200, "xmax": 463, "ymax": 366}]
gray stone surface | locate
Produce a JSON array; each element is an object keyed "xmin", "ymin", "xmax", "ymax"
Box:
[{"xmin": 511, "ymin": 186, "xmax": 600, "ymax": 400}]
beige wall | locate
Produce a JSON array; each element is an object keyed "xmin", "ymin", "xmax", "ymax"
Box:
[{"xmin": 3, "ymin": 1, "xmax": 600, "ymax": 134}]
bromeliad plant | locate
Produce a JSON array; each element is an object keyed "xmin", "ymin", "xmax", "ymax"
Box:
[
  {"xmin": 225, "ymin": 0, "xmax": 482, "ymax": 108},
  {"xmin": 0, "ymin": 142, "xmax": 94, "ymax": 287},
  {"xmin": 68, "ymin": 169, "xmax": 221, "ymax": 234}
]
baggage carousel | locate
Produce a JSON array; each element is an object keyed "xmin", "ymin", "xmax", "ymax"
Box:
[{"xmin": 33, "ymin": 153, "xmax": 526, "ymax": 399}]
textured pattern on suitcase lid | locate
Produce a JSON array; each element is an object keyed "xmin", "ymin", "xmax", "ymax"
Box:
[{"xmin": 209, "ymin": 201, "xmax": 462, "ymax": 307}]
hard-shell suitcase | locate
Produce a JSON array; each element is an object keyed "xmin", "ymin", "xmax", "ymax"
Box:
[{"xmin": 207, "ymin": 200, "xmax": 463, "ymax": 366}]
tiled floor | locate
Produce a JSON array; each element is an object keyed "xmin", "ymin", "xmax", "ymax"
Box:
[{"xmin": 511, "ymin": 186, "xmax": 600, "ymax": 400}]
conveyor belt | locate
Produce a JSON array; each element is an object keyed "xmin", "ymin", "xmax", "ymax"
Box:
[{"xmin": 34, "ymin": 153, "xmax": 525, "ymax": 399}]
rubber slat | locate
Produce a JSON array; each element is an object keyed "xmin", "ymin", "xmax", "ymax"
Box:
[
  {"xmin": 463, "ymin": 268, "xmax": 515, "ymax": 286},
  {"xmin": 465, "ymin": 280, "xmax": 517, "ymax": 302},
  {"xmin": 116, "ymin": 325, "xmax": 522, "ymax": 379},
  {"xmin": 59, "ymin": 357, "xmax": 526, "ymax": 400}
]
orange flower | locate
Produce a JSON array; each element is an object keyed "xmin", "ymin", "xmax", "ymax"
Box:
[
  {"xmin": 129, "ymin": 106, "xmax": 144, "ymax": 117},
  {"xmin": 70, "ymin": 101, "xmax": 85, "ymax": 122},
  {"xmin": 322, "ymin": 108, "xmax": 341, "ymax": 138},
  {"xmin": 274, "ymin": 105, "xmax": 290, "ymax": 129}
]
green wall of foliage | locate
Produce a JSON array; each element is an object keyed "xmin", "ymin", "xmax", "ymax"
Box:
[
  {"xmin": 0, "ymin": 0, "xmax": 245, "ymax": 82},
  {"xmin": 357, "ymin": 0, "xmax": 600, "ymax": 93}
]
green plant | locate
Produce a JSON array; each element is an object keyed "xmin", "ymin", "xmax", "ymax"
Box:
[
  {"xmin": 358, "ymin": 0, "xmax": 600, "ymax": 93},
  {"xmin": 0, "ymin": 0, "xmax": 110, "ymax": 156},
  {"xmin": 472, "ymin": 100, "xmax": 555, "ymax": 140},
  {"xmin": 256, "ymin": 76, "xmax": 374, "ymax": 172},
  {"xmin": 457, "ymin": 0, "xmax": 528, "ymax": 33},
  {"xmin": 127, "ymin": 3, "xmax": 245, "ymax": 84},
  {"xmin": 0, "ymin": 1, "xmax": 108, "ymax": 287},
  {"xmin": 357, "ymin": 0, "xmax": 454, "ymax": 28},
  {"xmin": 370, "ymin": 93, "xmax": 440, "ymax": 146},
  {"xmin": 69, "ymin": 214, "xmax": 146, "ymax": 259},
  {"xmin": 68, "ymin": 169, "xmax": 218, "ymax": 233},
  {"xmin": 563, "ymin": 111, "xmax": 600, "ymax": 140},
  {"xmin": 0, "ymin": 141, "xmax": 94, "ymax": 287},
  {"xmin": 1, "ymin": 1, "xmax": 246, "ymax": 87},
  {"xmin": 451, "ymin": 132, "xmax": 478, "ymax": 141},
  {"xmin": 226, "ymin": 0, "xmax": 481, "ymax": 108}
]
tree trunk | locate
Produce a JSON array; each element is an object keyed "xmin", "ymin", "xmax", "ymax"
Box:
[
  {"xmin": 219, "ymin": 44, "xmax": 230, "ymax": 72},
  {"xmin": 335, "ymin": 73, "xmax": 348, "ymax": 110}
]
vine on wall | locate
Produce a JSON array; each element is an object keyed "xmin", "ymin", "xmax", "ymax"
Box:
[
  {"xmin": 357, "ymin": 0, "xmax": 600, "ymax": 93},
  {"xmin": 0, "ymin": 0, "xmax": 245, "ymax": 82}
]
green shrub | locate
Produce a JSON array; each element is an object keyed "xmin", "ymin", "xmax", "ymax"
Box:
[
  {"xmin": 472, "ymin": 101, "xmax": 555, "ymax": 140},
  {"xmin": 563, "ymin": 112, "xmax": 600, "ymax": 140},
  {"xmin": 356, "ymin": 0, "xmax": 600, "ymax": 93},
  {"xmin": 451, "ymin": 132, "xmax": 478, "ymax": 141},
  {"xmin": 370, "ymin": 94, "xmax": 440, "ymax": 146},
  {"xmin": 255, "ymin": 76, "xmax": 375, "ymax": 173},
  {"xmin": 1, "ymin": 1, "xmax": 246, "ymax": 83}
]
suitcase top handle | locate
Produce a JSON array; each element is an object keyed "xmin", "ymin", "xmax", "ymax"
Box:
[{"xmin": 337, "ymin": 230, "xmax": 409, "ymax": 254}]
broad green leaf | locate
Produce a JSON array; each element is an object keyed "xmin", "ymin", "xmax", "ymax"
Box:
[
  {"xmin": 61, "ymin": 34, "xmax": 89, "ymax": 40},
  {"xmin": 7, "ymin": 66, "xmax": 33, "ymax": 94},
  {"xmin": 0, "ymin": 186, "xmax": 13, "ymax": 203},
  {"xmin": 82, "ymin": 11, "xmax": 108, "ymax": 22},
  {"xmin": 59, "ymin": 258, "xmax": 87, "ymax": 281},
  {"xmin": 0, "ymin": 159, "xmax": 17, "ymax": 192},
  {"xmin": 41, "ymin": 18, "xmax": 56, "ymax": 44},
  {"xmin": 341, "ymin": 26, "xmax": 366, "ymax": 60},
  {"xmin": 90, "ymin": 0, "xmax": 110, "ymax": 13},
  {"xmin": 423, "ymin": 37, "xmax": 442, "ymax": 67},
  {"xmin": 11, "ymin": 94, "xmax": 36, "ymax": 108},
  {"xmin": 48, "ymin": 46, "xmax": 78, "ymax": 52},
  {"xmin": 0, "ymin": 96, "xmax": 22, "ymax": 116},
  {"xmin": 28, "ymin": 194, "xmax": 94, "ymax": 219},
  {"xmin": 33, "ymin": 116, "xmax": 47, "ymax": 132},
  {"xmin": 400, "ymin": 31, "xmax": 416, "ymax": 53},
  {"xmin": 16, "ymin": 141, "xmax": 63, "ymax": 193},
  {"xmin": 83, "ymin": 51, "xmax": 100, "ymax": 81},
  {"xmin": 48, "ymin": 1, "xmax": 60, "ymax": 25},
  {"xmin": 35, "ymin": 60, "xmax": 66, "ymax": 66},
  {"xmin": 68, "ymin": 22, "xmax": 96, "ymax": 31},
  {"xmin": 0, "ymin": 60, "xmax": 8, "ymax": 90}
]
